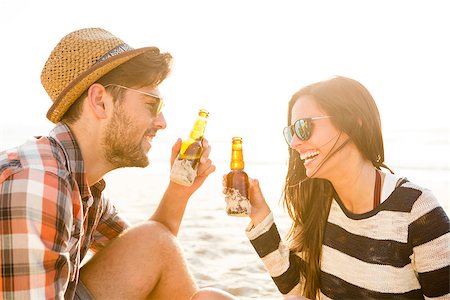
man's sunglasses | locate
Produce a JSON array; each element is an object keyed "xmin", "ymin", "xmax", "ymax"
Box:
[
  {"xmin": 283, "ymin": 116, "xmax": 332, "ymax": 145},
  {"xmin": 104, "ymin": 84, "xmax": 164, "ymax": 115}
]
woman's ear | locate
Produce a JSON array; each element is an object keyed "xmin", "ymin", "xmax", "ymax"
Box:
[{"xmin": 86, "ymin": 83, "xmax": 109, "ymax": 119}]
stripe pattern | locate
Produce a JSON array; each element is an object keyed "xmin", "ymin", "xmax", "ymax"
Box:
[
  {"xmin": 1, "ymin": 123, "xmax": 129, "ymax": 299},
  {"xmin": 247, "ymin": 183, "xmax": 450, "ymax": 299}
]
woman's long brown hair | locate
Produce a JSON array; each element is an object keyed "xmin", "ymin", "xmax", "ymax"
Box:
[{"xmin": 282, "ymin": 76, "xmax": 387, "ymax": 299}]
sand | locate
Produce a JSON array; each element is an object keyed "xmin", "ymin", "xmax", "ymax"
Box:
[{"xmin": 103, "ymin": 161, "xmax": 449, "ymax": 299}]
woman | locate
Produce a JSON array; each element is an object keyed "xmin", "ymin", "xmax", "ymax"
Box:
[{"xmin": 234, "ymin": 76, "xmax": 449, "ymax": 299}]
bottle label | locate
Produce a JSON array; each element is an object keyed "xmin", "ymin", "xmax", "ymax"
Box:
[
  {"xmin": 225, "ymin": 188, "xmax": 251, "ymax": 217},
  {"xmin": 180, "ymin": 141, "xmax": 202, "ymax": 160},
  {"xmin": 170, "ymin": 157, "xmax": 197, "ymax": 186}
]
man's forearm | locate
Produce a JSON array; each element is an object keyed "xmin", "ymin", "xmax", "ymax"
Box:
[{"xmin": 150, "ymin": 181, "xmax": 193, "ymax": 236}]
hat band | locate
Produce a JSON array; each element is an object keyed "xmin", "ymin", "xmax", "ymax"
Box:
[{"xmin": 96, "ymin": 43, "xmax": 133, "ymax": 65}]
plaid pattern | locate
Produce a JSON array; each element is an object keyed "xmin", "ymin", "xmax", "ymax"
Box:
[{"xmin": 0, "ymin": 123, "xmax": 129, "ymax": 299}]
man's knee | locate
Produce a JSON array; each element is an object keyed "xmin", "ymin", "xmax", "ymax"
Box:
[
  {"xmin": 122, "ymin": 221, "xmax": 179, "ymax": 252},
  {"xmin": 191, "ymin": 288, "xmax": 238, "ymax": 300},
  {"xmin": 80, "ymin": 221, "xmax": 186, "ymax": 299},
  {"xmin": 126, "ymin": 221, "xmax": 173, "ymax": 237}
]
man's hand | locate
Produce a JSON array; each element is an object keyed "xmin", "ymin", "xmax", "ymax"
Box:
[
  {"xmin": 169, "ymin": 138, "xmax": 216, "ymax": 195},
  {"xmin": 150, "ymin": 138, "xmax": 215, "ymax": 236}
]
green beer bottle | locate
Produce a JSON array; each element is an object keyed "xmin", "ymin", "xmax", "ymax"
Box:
[{"xmin": 170, "ymin": 109, "xmax": 209, "ymax": 186}]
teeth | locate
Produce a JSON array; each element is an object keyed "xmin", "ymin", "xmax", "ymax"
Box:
[{"xmin": 300, "ymin": 151, "xmax": 319, "ymax": 161}]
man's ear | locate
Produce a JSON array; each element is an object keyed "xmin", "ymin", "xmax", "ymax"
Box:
[{"xmin": 86, "ymin": 83, "xmax": 109, "ymax": 119}]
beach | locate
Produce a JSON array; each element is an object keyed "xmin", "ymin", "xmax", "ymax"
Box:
[
  {"xmin": 1, "ymin": 1, "xmax": 449, "ymax": 298},
  {"xmin": 1, "ymin": 127, "xmax": 448, "ymax": 299},
  {"xmin": 103, "ymin": 146, "xmax": 449, "ymax": 299},
  {"xmin": 103, "ymin": 161, "xmax": 291, "ymax": 299}
]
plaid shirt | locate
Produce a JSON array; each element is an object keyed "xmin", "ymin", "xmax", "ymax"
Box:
[{"xmin": 0, "ymin": 123, "xmax": 129, "ymax": 299}]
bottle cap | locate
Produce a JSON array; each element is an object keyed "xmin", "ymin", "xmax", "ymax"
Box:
[{"xmin": 199, "ymin": 109, "xmax": 209, "ymax": 117}]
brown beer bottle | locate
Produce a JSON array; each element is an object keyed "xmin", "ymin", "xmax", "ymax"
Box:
[
  {"xmin": 170, "ymin": 109, "xmax": 209, "ymax": 186},
  {"xmin": 225, "ymin": 137, "xmax": 251, "ymax": 216}
]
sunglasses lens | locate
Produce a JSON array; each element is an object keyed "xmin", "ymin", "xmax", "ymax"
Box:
[
  {"xmin": 294, "ymin": 119, "xmax": 311, "ymax": 141},
  {"xmin": 156, "ymin": 99, "xmax": 164, "ymax": 115},
  {"xmin": 283, "ymin": 127, "xmax": 293, "ymax": 144},
  {"xmin": 283, "ymin": 118, "xmax": 315, "ymax": 145}
]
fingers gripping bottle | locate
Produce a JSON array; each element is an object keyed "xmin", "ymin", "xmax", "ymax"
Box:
[
  {"xmin": 170, "ymin": 109, "xmax": 209, "ymax": 186},
  {"xmin": 225, "ymin": 137, "xmax": 251, "ymax": 216}
]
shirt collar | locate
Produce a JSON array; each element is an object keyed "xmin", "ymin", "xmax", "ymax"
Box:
[{"xmin": 49, "ymin": 122, "xmax": 106, "ymax": 201}]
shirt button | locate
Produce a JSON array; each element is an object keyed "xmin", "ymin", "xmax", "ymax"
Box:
[{"xmin": 86, "ymin": 197, "xmax": 94, "ymax": 207}]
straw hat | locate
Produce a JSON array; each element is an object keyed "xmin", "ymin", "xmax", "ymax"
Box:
[{"xmin": 41, "ymin": 28, "xmax": 157, "ymax": 123}]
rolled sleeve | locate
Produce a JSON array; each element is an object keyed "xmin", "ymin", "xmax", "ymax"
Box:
[
  {"xmin": 245, "ymin": 212, "xmax": 274, "ymax": 240},
  {"xmin": 89, "ymin": 195, "xmax": 129, "ymax": 252}
]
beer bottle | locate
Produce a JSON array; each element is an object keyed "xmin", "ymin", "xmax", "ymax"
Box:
[
  {"xmin": 225, "ymin": 137, "xmax": 251, "ymax": 216},
  {"xmin": 170, "ymin": 109, "xmax": 209, "ymax": 186}
]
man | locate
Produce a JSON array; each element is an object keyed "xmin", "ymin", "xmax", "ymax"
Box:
[{"xmin": 0, "ymin": 28, "xmax": 236, "ymax": 300}]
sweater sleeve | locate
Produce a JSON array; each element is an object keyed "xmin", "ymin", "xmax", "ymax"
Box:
[
  {"xmin": 409, "ymin": 189, "xmax": 450, "ymax": 298},
  {"xmin": 246, "ymin": 212, "xmax": 304, "ymax": 295}
]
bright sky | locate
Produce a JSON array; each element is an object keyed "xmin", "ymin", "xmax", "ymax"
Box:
[{"xmin": 0, "ymin": 0, "xmax": 449, "ymax": 165}]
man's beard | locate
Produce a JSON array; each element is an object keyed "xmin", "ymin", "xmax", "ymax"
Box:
[{"xmin": 102, "ymin": 105, "xmax": 150, "ymax": 169}]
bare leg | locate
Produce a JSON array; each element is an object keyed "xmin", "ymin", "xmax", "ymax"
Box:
[
  {"xmin": 191, "ymin": 288, "xmax": 239, "ymax": 300},
  {"xmin": 80, "ymin": 221, "xmax": 197, "ymax": 300}
]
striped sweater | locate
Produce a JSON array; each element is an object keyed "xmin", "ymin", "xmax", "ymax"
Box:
[{"xmin": 246, "ymin": 180, "xmax": 450, "ymax": 299}]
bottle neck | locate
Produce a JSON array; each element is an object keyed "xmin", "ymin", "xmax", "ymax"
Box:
[
  {"xmin": 189, "ymin": 116, "xmax": 208, "ymax": 140},
  {"xmin": 230, "ymin": 147, "xmax": 244, "ymax": 170},
  {"xmin": 230, "ymin": 161, "xmax": 244, "ymax": 170}
]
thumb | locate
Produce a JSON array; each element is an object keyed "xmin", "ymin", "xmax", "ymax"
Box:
[
  {"xmin": 248, "ymin": 178, "xmax": 265, "ymax": 202},
  {"xmin": 170, "ymin": 138, "xmax": 182, "ymax": 166}
]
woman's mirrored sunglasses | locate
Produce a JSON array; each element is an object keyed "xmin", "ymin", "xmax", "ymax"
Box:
[
  {"xmin": 283, "ymin": 116, "xmax": 332, "ymax": 145},
  {"xmin": 104, "ymin": 84, "xmax": 164, "ymax": 115}
]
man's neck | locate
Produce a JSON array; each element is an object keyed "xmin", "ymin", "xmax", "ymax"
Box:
[{"xmin": 67, "ymin": 122, "xmax": 111, "ymax": 186}]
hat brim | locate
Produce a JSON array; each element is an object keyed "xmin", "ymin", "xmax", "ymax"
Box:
[{"xmin": 46, "ymin": 47, "xmax": 155, "ymax": 123}]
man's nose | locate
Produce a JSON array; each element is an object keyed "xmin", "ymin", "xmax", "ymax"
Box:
[{"xmin": 154, "ymin": 112, "xmax": 167, "ymax": 129}]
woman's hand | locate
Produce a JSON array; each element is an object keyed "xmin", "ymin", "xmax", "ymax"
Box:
[
  {"xmin": 247, "ymin": 177, "xmax": 271, "ymax": 226},
  {"xmin": 222, "ymin": 175, "xmax": 271, "ymax": 226}
]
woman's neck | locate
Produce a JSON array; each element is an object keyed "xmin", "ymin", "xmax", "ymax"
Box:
[{"xmin": 331, "ymin": 159, "xmax": 380, "ymax": 214}]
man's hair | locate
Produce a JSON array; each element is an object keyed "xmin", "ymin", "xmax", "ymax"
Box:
[{"xmin": 62, "ymin": 49, "xmax": 172, "ymax": 124}]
